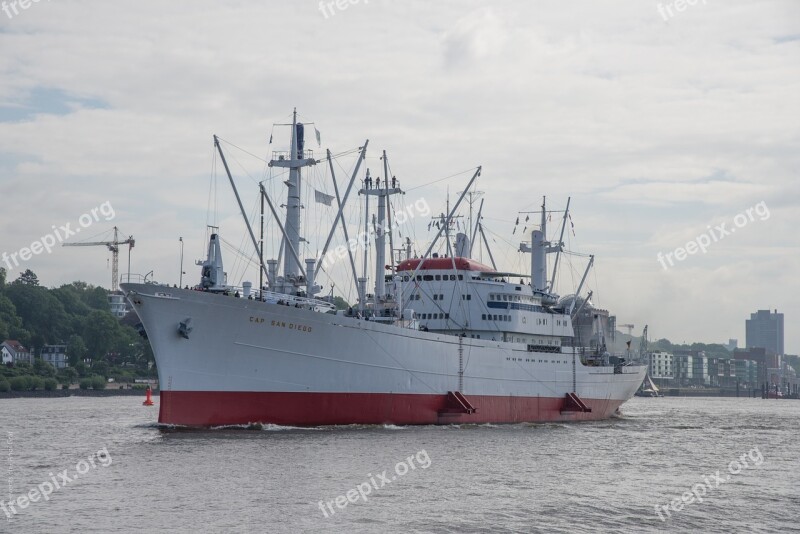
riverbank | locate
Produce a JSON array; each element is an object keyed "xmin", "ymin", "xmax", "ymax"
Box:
[
  {"xmin": 0, "ymin": 389, "xmax": 160, "ymax": 399},
  {"xmin": 662, "ymin": 387, "xmax": 799, "ymax": 399}
]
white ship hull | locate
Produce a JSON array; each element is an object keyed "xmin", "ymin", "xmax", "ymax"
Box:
[{"xmin": 124, "ymin": 283, "xmax": 646, "ymax": 427}]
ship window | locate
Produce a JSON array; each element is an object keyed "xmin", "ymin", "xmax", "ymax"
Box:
[
  {"xmin": 450, "ymin": 275, "xmax": 456, "ymax": 280},
  {"xmin": 482, "ymin": 314, "xmax": 486, "ymax": 320},
  {"xmin": 433, "ymin": 294, "xmax": 438, "ymax": 301},
  {"xmin": 458, "ymin": 275, "xmax": 463, "ymax": 280},
  {"xmin": 404, "ymin": 276, "xmax": 410, "ymax": 281},
  {"xmin": 435, "ymin": 275, "xmax": 441, "ymax": 281},
  {"xmin": 445, "ymin": 313, "xmax": 449, "ymax": 319},
  {"xmin": 416, "ymin": 275, "xmax": 422, "ymax": 281},
  {"xmin": 423, "ymin": 275, "xmax": 433, "ymax": 281},
  {"xmin": 467, "ymin": 294, "xmax": 471, "ymax": 300},
  {"xmin": 439, "ymin": 313, "xmax": 444, "ymax": 319}
]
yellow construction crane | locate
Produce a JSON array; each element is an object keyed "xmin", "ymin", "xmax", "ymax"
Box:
[{"xmin": 63, "ymin": 226, "xmax": 135, "ymax": 291}]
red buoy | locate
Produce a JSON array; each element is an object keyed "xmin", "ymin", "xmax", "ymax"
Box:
[{"xmin": 143, "ymin": 385, "xmax": 155, "ymax": 406}]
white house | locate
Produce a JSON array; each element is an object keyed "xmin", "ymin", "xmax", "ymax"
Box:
[
  {"xmin": 1, "ymin": 344, "xmax": 12, "ymax": 365},
  {"xmin": 41, "ymin": 344, "xmax": 69, "ymax": 369},
  {"xmin": 1, "ymin": 340, "xmax": 33, "ymax": 365}
]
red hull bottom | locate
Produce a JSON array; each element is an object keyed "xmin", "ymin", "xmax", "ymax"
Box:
[{"xmin": 158, "ymin": 391, "xmax": 626, "ymax": 427}]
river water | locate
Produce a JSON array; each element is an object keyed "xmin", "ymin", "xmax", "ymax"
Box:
[{"xmin": 0, "ymin": 396, "xmax": 796, "ymax": 533}]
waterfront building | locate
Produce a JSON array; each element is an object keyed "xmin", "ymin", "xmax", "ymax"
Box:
[
  {"xmin": 1, "ymin": 340, "xmax": 33, "ymax": 365},
  {"xmin": 41, "ymin": 344, "xmax": 69, "ymax": 369},
  {"xmin": 648, "ymin": 351, "xmax": 673, "ymax": 381},
  {"xmin": 673, "ymin": 354, "xmax": 694, "ymax": 385},
  {"xmin": 108, "ymin": 292, "xmax": 130, "ymax": 318},
  {"xmin": 746, "ymin": 309, "xmax": 784, "ymax": 355}
]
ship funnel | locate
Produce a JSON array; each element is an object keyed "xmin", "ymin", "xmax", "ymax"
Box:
[
  {"xmin": 531, "ymin": 230, "xmax": 547, "ymax": 292},
  {"xmin": 455, "ymin": 233, "xmax": 470, "ymax": 258}
]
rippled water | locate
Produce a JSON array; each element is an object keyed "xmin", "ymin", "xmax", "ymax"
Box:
[{"xmin": 0, "ymin": 396, "xmax": 797, "ymax": 533}]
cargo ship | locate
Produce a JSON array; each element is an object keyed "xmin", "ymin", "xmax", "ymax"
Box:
[{"xmin": 122, "ymin": 110, "xmax": 646, "ymax": 427}]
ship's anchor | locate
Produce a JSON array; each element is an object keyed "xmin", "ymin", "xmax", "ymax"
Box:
[
  {"xmin": 134, "ymin": 322, "xmax": 148, "ymax": 339},
  {"xmin": 178, "ymin": 318, "xmax": 193, "ymax": 339}
]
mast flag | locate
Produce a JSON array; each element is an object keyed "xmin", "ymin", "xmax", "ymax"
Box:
[{"xmin": 315, "ymin": 190, "xmax": 334, "ymax": 206}]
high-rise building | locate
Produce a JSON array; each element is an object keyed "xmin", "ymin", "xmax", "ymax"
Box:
[{"xmin": 746, "ymin": 309, "xmax": 784, "ymax": 355}]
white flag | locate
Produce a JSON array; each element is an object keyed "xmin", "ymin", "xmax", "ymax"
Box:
[{"xmin": 314, "ymin": 189, "xmax": 334, "ymax": 206}]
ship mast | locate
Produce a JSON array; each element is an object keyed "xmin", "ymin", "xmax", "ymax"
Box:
[
  {"xmin": 284, "ymin": 109, "xmax": 305, "ymax": 278},
  {"xmin": 267, "ymin": 108, "xmax": 317, "ymax": 293},
  {"xmin": 362, "ymin": 153, "xmax": 402, "ymax": 304}
]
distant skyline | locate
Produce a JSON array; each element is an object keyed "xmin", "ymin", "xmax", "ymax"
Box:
[{"xmin": 1, "ymin": 1, "xmax": 798, "ymax": 353}]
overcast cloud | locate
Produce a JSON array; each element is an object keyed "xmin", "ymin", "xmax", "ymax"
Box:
[{"xmin": 1, "ymin": 0, "xmax": 798, "ymax": 352}]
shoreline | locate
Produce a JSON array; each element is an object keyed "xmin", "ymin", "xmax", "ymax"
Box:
[{"xmin": 0, "ymin": 389, "xmax": 160, "ymax": 399}]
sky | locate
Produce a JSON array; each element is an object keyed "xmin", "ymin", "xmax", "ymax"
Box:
[{"xmin": 0, "ymin": 0, "xmax": 798, "ymax": 353}]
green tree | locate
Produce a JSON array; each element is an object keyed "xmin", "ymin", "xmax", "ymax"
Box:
[
  {"xmin": 67, "ymin": 335, "xmax": 88, "ymax": 367},
  {"xmin": 9, "ymin": 376, "xmax": 30, "ymax": 391},
  {"xmin": 0, "ymin": 267, "xmax": 5, "ymax": 290},
  {"xmin": 13, "ymin": 269, "xmax": 39, "ymax": 286},
  {"xmin": 5, "ymin": 282, "xmax": 70, "ymax": 347},
  {"xmin": 58, "ymin": 367, "xmax": 78, "ymax": 385},
  {"xmin": 84, "ymin": 286, "xmax": 110, "ymax": 311},
  {"xmin": 43, "ymin": 378, "xmax": 58, "ymax": 391},
  {"xmin": 82, "ymin": 310, "xmax": 120, "ymax": 361},
  {"xmin": 29, "ymin": 376, "xmax": 44, "ymax": 390},
  {"xmin": 52, "ymin": 284, "xmax": 92, "ymax": 316},
  {"xmin": 75, "ymin": 362, "xmax": 90, "ymax": 378},
  {"xmin": 0, "ymin": 293, "xmax": 29, "ymax": 346},
  {"xmin": 90, "ymin": 375, "xmax": 107, "ymax": 390},
  {"xmin": 33, "ymin": 359, "xmax": 56, "ymax": 378},
  {"xmin": 92, "ymin": 360, "xmax": 110, "ymax": 378},
  {"xmin": 332, "ymin": 296, "xmax": 350, "ymax": 310}
]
